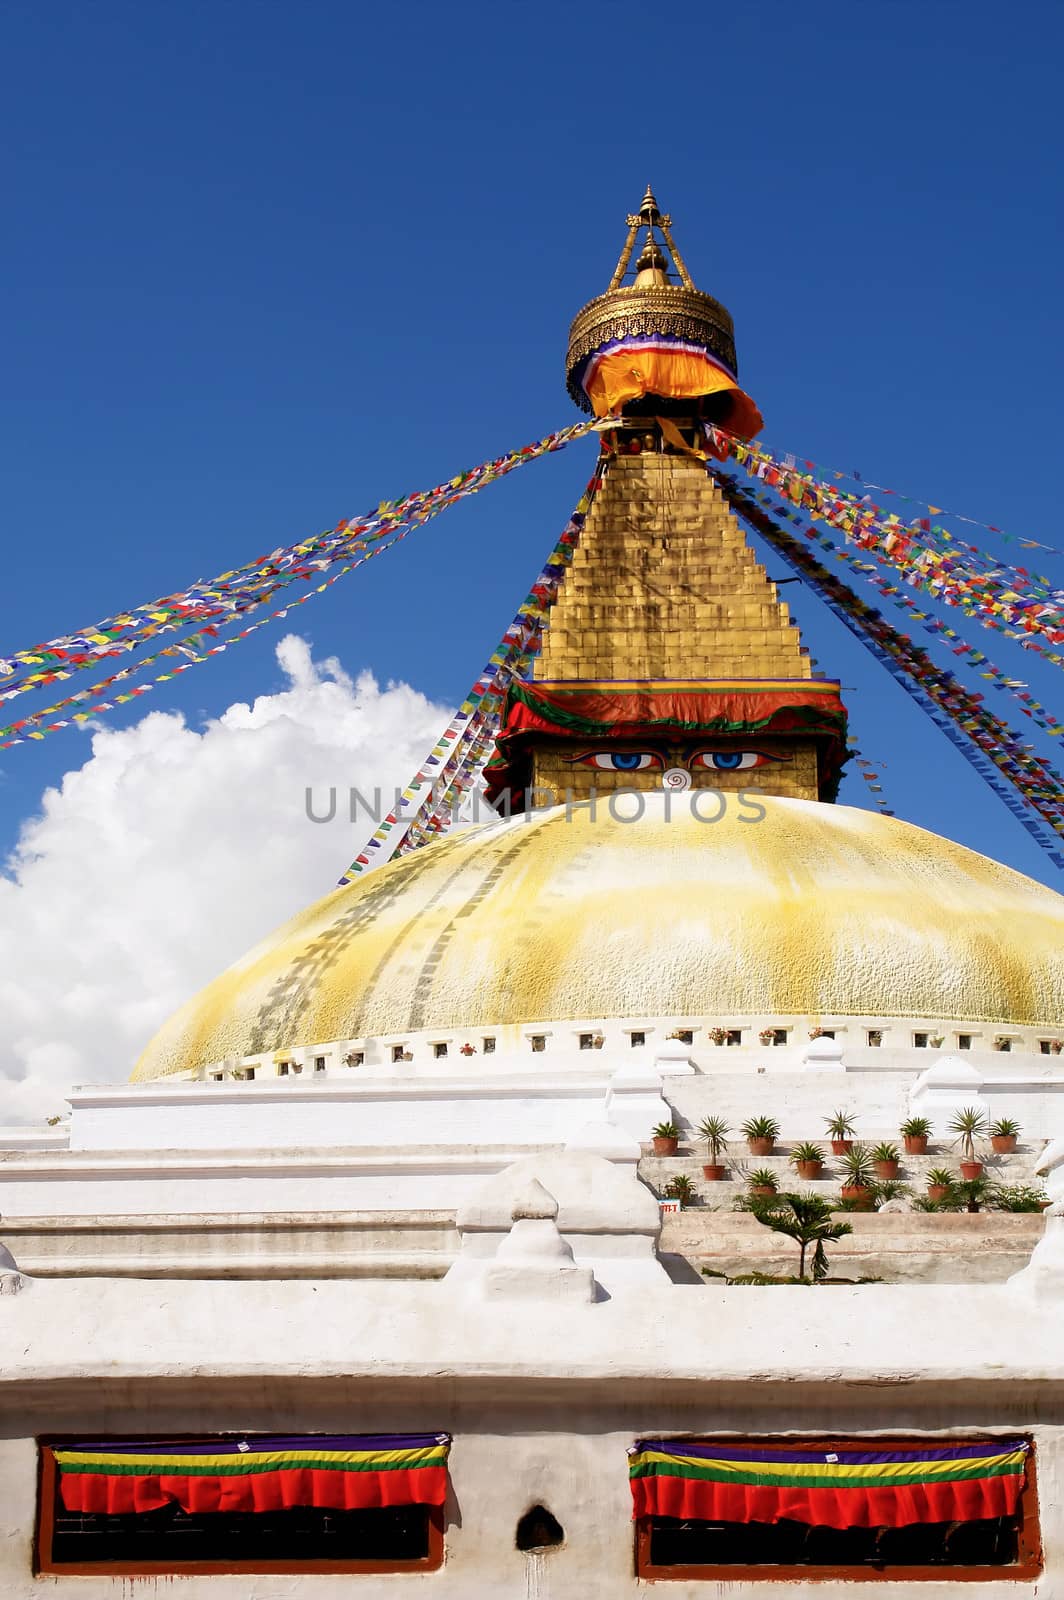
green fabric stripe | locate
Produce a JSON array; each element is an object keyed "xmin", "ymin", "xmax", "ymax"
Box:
[
  {"xmin": 59, "ymin": 1453, "xmax": 445, "ymax": 1479},
  {"xmin": 629, "ymin": 1460, "xmax": 1024, "ymax": 1490}
]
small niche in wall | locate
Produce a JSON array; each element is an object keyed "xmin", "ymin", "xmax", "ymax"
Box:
[{"xmin": 515, "ymin": 1505, "xmax": 564, "ymax": 1552}]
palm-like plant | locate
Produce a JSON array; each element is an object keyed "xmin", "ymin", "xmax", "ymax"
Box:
[
  {"xmin": 699, "ymin": 1116, "xmax": 730, "ymax": 1162},
  {"xmin": 948, "ymin": 1106, "xmax": 989, "ymax": 1162},
  {"xmin": 665, "ymin": 1174, "xmax": 696, "ymax": 1208},
  {"xmin": 741, "ymin": 1115, "xmax": 781, "ymax": 1146},
  {"xmin": 825, "ymin": 1109, "xmax": 857, "ymax": 1139},
  {"xmin": 747, "ymin": 1168, "xmax": 779, "ymax": 1194},
  {"xmin": 752, "ymin": 1192, "xmax": 854, "ymax": 1281},
  {"xmin": 790, "ymin": 1140, "xmax": 825, "ymax": 1174},
  {"xmin": 839, "ymin": 1145, "xmax": 875, "ymax": 1188}
]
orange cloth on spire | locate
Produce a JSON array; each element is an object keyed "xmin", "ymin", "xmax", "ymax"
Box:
[{"xmin": 584, "ymin": 347, "xmax": 763, "ymax": 438}]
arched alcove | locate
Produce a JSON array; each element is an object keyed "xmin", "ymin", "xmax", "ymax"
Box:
[{"xmin": 516, "ymin": 1504, "xmax": 564, "ymax": 1552}]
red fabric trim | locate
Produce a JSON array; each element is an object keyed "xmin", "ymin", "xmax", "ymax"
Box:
[
  {"xmin": 503, "ymin": 683, "xmax": 844, "ymax": 735},
  {"xmin": 630, "ymin": 1471, "xmax": 1024, "ymax": 1530},
  {"xmin": 58, "ymin": 1465, "xmax": 448, "ymax": 1516}
]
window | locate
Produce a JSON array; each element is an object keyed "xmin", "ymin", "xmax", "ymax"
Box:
[
  {"xmin": 579, "ymin": 1033, "xmax": 594, "ymax": 1050},
  {"xmin": 674, "ymin": 1029, "xmax": 694, "ymax": 1045},
  {"xmin": 278, "ymin": 1062, "xmax": 290, "ymax": 1076},
  {"xmin": 37, "ymin": 1434, "xmax": 448, "ymax": 1577},
  {"xmin": 771, "ymin": 1029, "xmax": 787, "ymax": 1046},
  {"xmin": 819, "ymin": 1030, "xmax": 835, "ymax": 1040},
  {"xmin": 343, "ymin": 1053, "xmax": 362, "ymax": 1069},
  {"xmin": 726, "ymin": 1029, "xmax": 742, "ymax": 1046},
  {"xmin": 630, "ymin": 1031, "xmax": 646, "ymax": 1048},
  {"xmin": 997, "ymin": 1039, "xmax": 1013, "ymax": 1053},
  {"xmin": 433, "ymin": 1042, "xmax": 448, "ymax": 1060},
  {"xmin": 914, "ymin": 1033, "xmax": 929, "ymax": 1049},
  {"xmin": 631, "ymin": 1436, "xmax": 1039, "ymax": 1583},
  {"xmin": 392, "ymin": 1045, "xmax": 407, "ymax": 1063},
  {"xmin": 529, "ymin": 1035, "xmax": 546, "ymax": 1053},
  {"xmin": 867, "ymin": 1029, "xmax": 882, "ymax": 1047},
  {"xmin": 482, "ymin": 1036, "xmax": 496, "ymax": 1054},
  {"xmin": 958, "ymin": 1034, "xmax": 972, "ymax": 1050},
  {"xmin": 1039, "ymin": 1040, "xmax": 1052, "ymax": 1055},
  {"xmin": 210, "ymin": 1073, "xmax": 223, "ymax": 1082}
]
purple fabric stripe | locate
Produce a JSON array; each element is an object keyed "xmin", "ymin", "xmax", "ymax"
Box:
[
  {"xmin": 634, "ymin": 1440, "xmax": 1027, "ymax": 1467},
  {"xmin": 66, "ymin": 1434, "xmax": 448, "ymax": 1457}
]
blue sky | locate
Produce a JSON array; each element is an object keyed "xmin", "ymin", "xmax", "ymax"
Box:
[{"xmin": 3, "ymin": 0, "xmax": 1063, "ymax": 885}]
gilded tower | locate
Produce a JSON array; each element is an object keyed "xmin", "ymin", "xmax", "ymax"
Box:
[{"xmin": 485, "ymin": 189, "xmax": 847, "ymax": 813}]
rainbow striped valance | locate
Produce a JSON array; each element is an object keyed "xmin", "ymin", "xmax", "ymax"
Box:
[
  {"xmin": 54, "ymin": 1433, "xmax": 450, "ymax": 1517},
  {"xmin": 629, "ymin": 1439, "xmax": 1029, "ymax": 1531}
]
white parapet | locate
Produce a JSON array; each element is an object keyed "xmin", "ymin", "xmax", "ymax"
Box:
[{"xmin": 908, "ymin": 1056, "xmax": 988, "ymax": 1122}]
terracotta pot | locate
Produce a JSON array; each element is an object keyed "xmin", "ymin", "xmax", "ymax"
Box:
[
  {"xmin": 830, "ymin": 1138, "xmax": 853, "ymax": 1155},
  {"xmin": 927, "ymin": 1183, "xmax": 951, "ymax": 1202},
  {"xmin": 959, "ymin": 1159, "xmax": 983, "ymax": 1180},
  {"xmin": 841, "ymin": 1183, "xmax": 874, "ymax": 1212},
  {"xmin": 652, "ymin": 1136, "xmax": 678, "ymax": 1156},
  {"xmin": 795, "ymin": 1160, "xmax": 822, "ymax": 1180},
  {"xmin": 747, "ymin": 1137, "xmax": 775, "ymax": 1156},
  {"xmin": 903, "ymin": 1135, "xmax": 928, "ymax": 1155},
  {"xmin": 702, "ymin": 1163, "xmax": 726, "ymax": 1181},
  {"xmin": 991, "ymin": 1134, "xmax": 1017, "ymax": 1154},
  {"xmin": 873, "ymin": 1159, "xmax": 900, "ymax": 1180},
  {"xmin": 750, "ymin": 1184, "xmax": 777, "ymax": 1199}
]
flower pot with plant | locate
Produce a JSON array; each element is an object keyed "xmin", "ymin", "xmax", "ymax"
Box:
[
  {"xmin": 651, "ymin": 1121, "xmax": 680, "ymax": 1156},
  {"xmin": 925, "ymin": 1167, "xmax": 956, "ymax": 1203},
  {"xmin": 459, "ymin": 1042, "xmax": 476, "ymax": 1057},
  {"xmin": 699, "ymin": 1115, "xmax": 730, "ymax": 1180},
  {"xmin": 824, "ymin": 1108, "xmax": 857, "ymax": 1155},
  {"xmin": 665, "ymin": 1173, "xmax": 696, "ymax": 1209},
  {"xmin": 949, "ymin": 1105, "xmax": 989, "ymax": 1179},
  {"xmin": 747, "ymin": 1168, "xmax": 779, "ymax": 1199},
  {"xmin": 900, "ymin": 1116, "xmax": 932, "ymax": 1155},
  {"xmin": 741, "ymin": 1114, "xmax": 780, "ymax": 1157},
  {"xmin": 839, "ymin": 1146, "xmax": 875, "ymax": 1209},
  {"xmin": 708, "ymin": 1026, "xmax": 728, "ymax": 1046},
  {"xmin": 757, "ymin": 1027, "xmax": 774, "ymax": 1046},
  {"xmin": 870, "ymin": 1141, "xmax": 901, "ymax": 1180},
  {"xmin": 790, "ymin": 1140, "xmax": 825, "ymax": 1181},
  {"xmin": 990, "ymin": 1116, "xmax": 1021, "ymax": 1155}
]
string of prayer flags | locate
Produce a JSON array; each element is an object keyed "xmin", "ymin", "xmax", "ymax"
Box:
[
  {"xmin": 716, "ymin": 471, "xmax": 1064, "ymax": 872},
  {"xmin": 0, "ymin": 419, "xmax": 598, "ymax": 753},
  {"xmin": 337, "ymin": 474, "xmax": 602, "ymax": 883},
  {"xmin": 0, "ymin": 419, "xmax": 597, "ymax": 711}
]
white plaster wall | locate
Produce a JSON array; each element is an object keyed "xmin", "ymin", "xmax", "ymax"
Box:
[
  {"xmin": 66, "ymin": 1078, "xmax": 610, "ymax": 1153},
  {"xmin": 0, "ymin": 1275, "xmax": 1062, "ymax": 1597}
]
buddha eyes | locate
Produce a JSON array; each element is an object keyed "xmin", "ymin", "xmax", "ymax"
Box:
[
  {"xmin": 584, "ymin": 751, "xmax": 658, "ymax": 771},
  {"xmin": 694, "ymin": 751, "xmax": 777, "ymax": 771},
  {"xmin": 568, "ymin": 750, "xmax": 780, "ymax": 772}
]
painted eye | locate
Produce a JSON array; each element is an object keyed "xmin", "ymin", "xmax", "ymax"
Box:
[
  {"xmin": 694, "ymin": 751, "xmax": 775, "ymax": 771},
  {"xmin": 588, "ymin": 751, "xmax": 657, "ymax": 771}
]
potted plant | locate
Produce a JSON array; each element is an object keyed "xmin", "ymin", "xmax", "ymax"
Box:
[
  {"xmin": 758, "ymin": 1027, "xmax": 775, "ymax": 1046},
  {"xmin": 708, "ymin": 1026, "xmax": 728, "ymax": 1045},
  {"xmin": 747, "ymin": 1168, "xmax": 779, "ymax": 1199},
  {"xmin": 665, "ymin": 1174, "xmax": 696, "ymax": 1209},
  {"xmin": 699, "ymin": 1115, "xmax": 730, "ymax": 1180},
  {"xmin": 870, "ymin": 1140, "xmax": 901, "ymax": 1180},
  {"xmin": 1051, "ymin": 1040, "xmax": 1063, "ymax": 1056},
  {"xmin": 839, "ymin": 1146, "xmax": 875, "ymax": 1210},
  {"xmin": 900, "ymin": 1115, "xmax": 932, "ymax": 1155},
  {"xmin": 955, "ymin": 1176, "xmax": 989, "ymax": 1214},
  {"xmin": 824, "ymin": 1108, "xmax": 857, "ymax": 1155},
  {"xmin": 651, "ymin": 1121, "xmax": 680, "ymax": 1157},
  {"xmin": 990, "ymin": 1116, "xmax": 1021, "ymax": 1154},
  {"xmin": 591, "ymin": 1033, "xmax": 604, "ymax": 1049},
  {"xmin": 459, "ymin": 1042, "xmax": 476, "ymax": 1056},
  {"xmin": 790, "ymin": 1141, "xmax": 825, "ymax": 1181},
  {"xmin": 926, "ymin": 1167, "xmax": 955, "ymax": 1203},
  {"xmin": 949, "ymin": 1105, "xmax": 989, "ymax": 1179},
  {"xmin": 740, "ymin": 1114, "xmax": 780, "ymax": 1157},
  {"xmin": 808, "ymin": 1026, "xmax": 827, "ymax": 1040}
]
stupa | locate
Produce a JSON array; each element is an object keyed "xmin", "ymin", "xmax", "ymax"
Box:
[{"xmin": 1, "ymin": 189, "xmax": 1063, "ymax": 1593}]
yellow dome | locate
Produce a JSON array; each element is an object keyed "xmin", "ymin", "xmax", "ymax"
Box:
[{"xmin": 133, "ymin": 797, "xmax": 1064, "ymax": 1081}]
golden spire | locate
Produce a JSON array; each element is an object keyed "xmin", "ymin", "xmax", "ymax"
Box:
[{"xmin": 567, "ymin": 186, "xmax": 737, "ymax": 412}]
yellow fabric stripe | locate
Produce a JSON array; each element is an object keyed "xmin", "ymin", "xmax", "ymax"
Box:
[
  {"xmin": 54, "ymin": 1447, "xmax": 444, "ymax": 1472},
  {"xmin": 532, "ymin": 679, "xmax": 841, "ymax": 693},
  {"xmin": 634, "ymin": 1448, "xmax": 1027, "ymax": 1482}
]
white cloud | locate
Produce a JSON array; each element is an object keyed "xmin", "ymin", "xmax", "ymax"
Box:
[{"xmin": 0, "ymin": 637, "xmax": 451, "ymax": 1122}]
